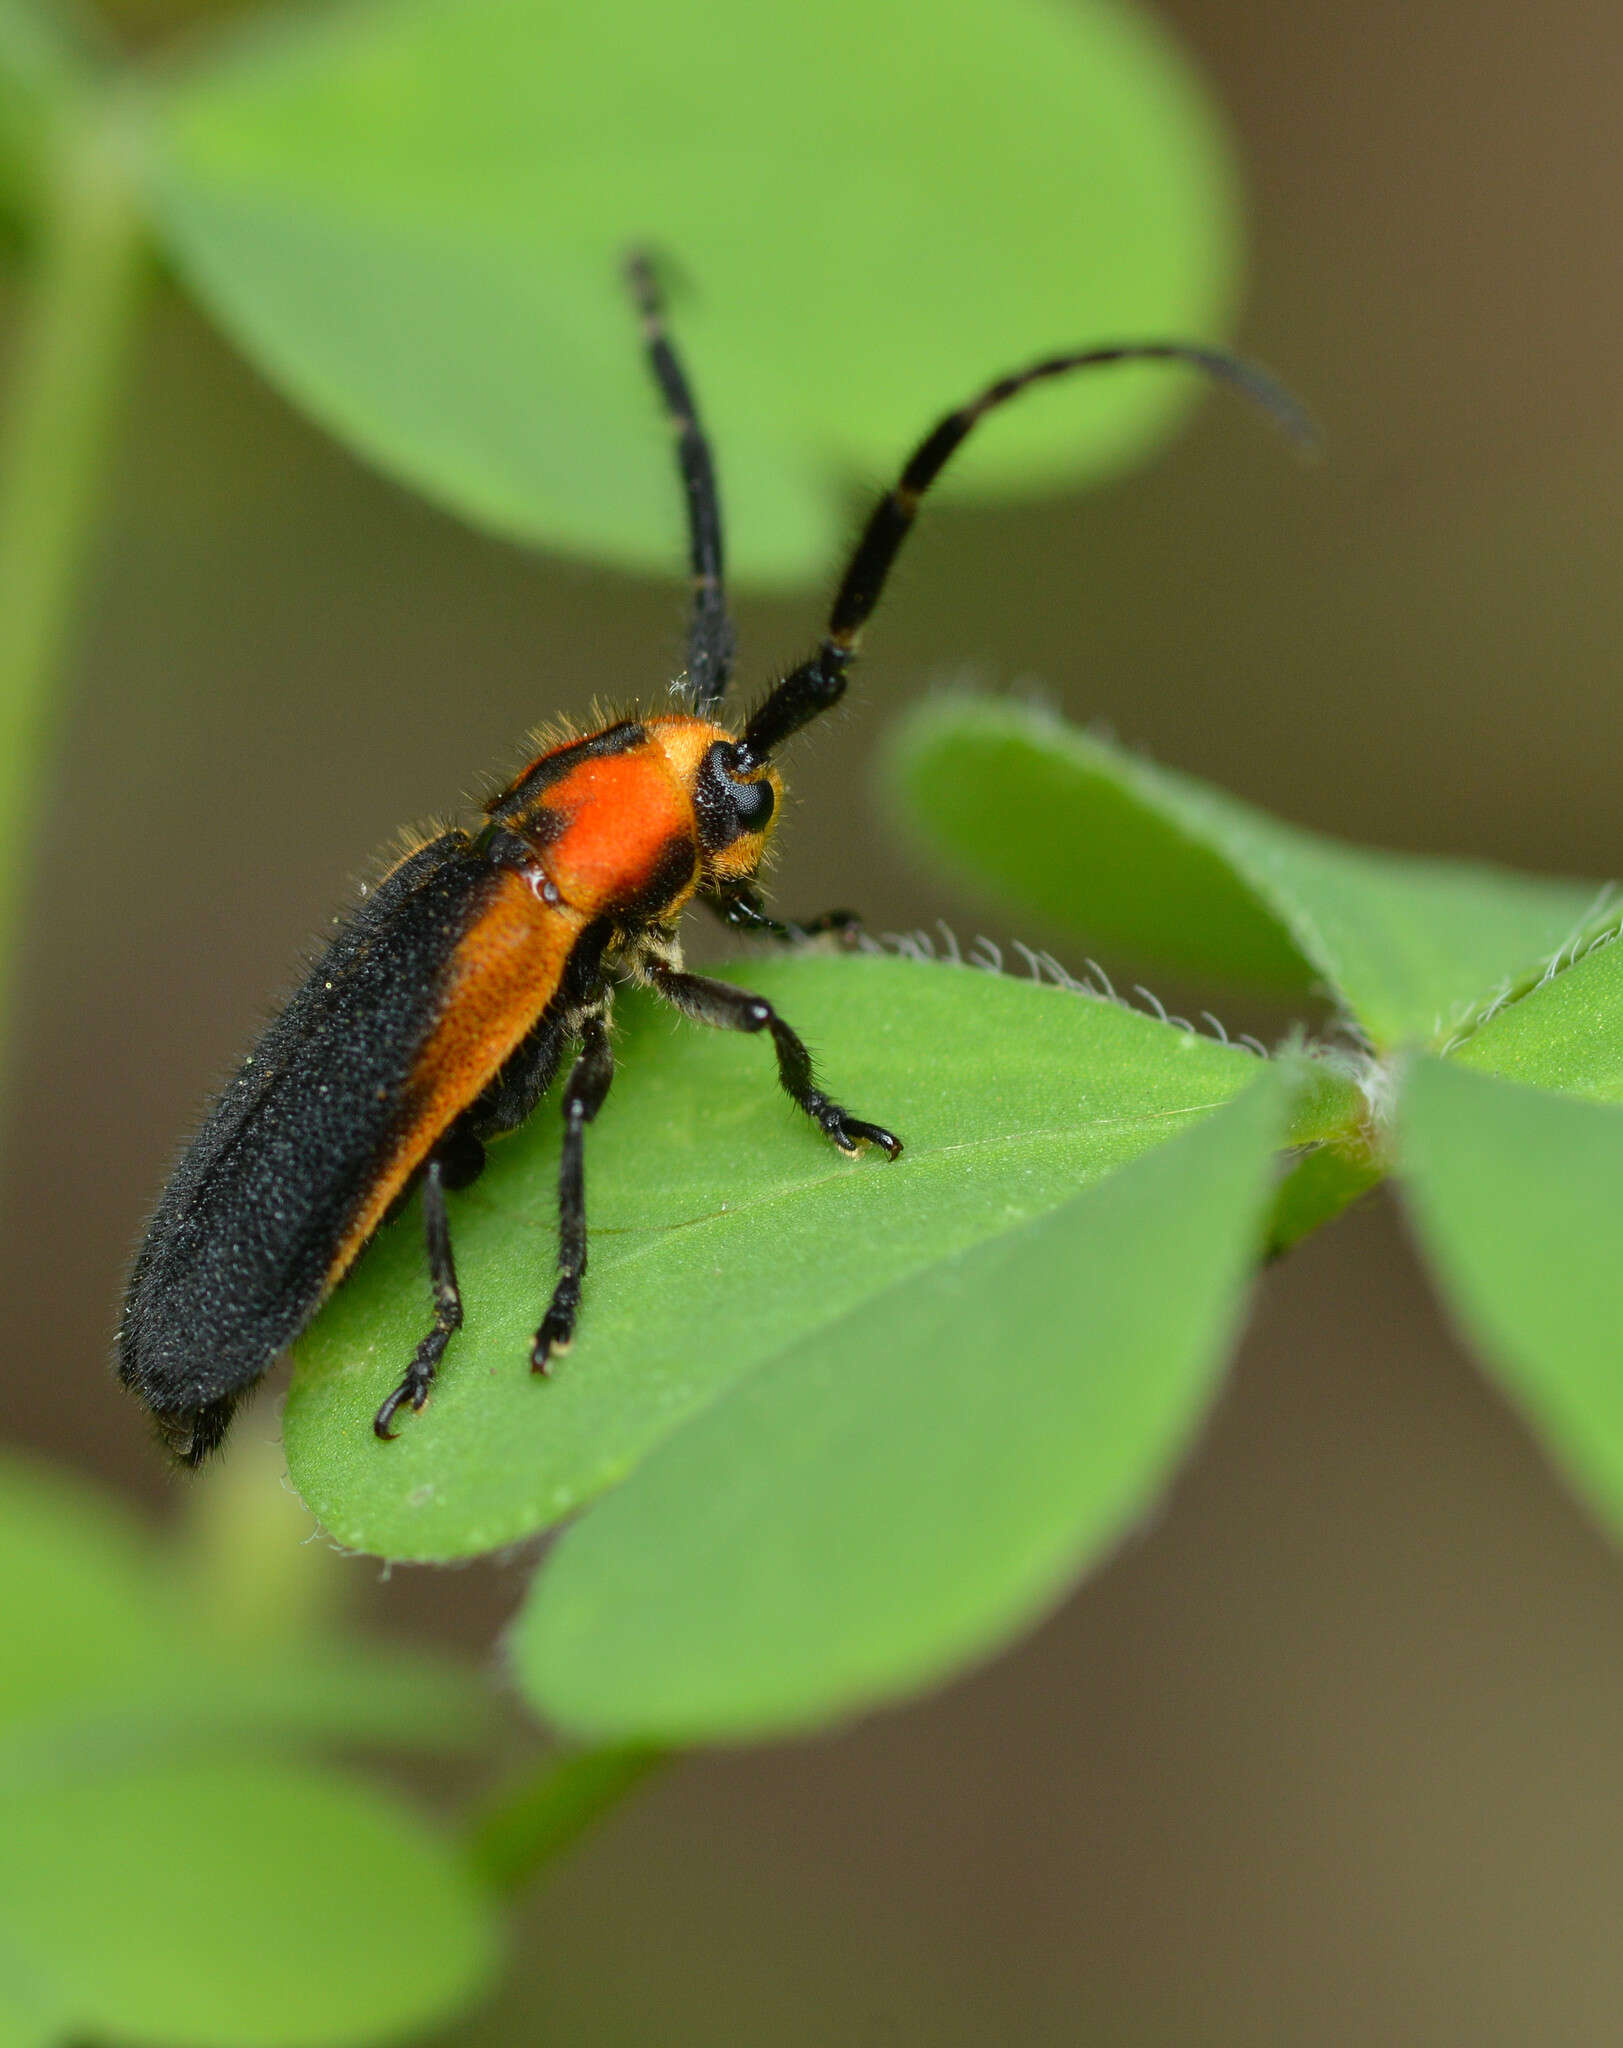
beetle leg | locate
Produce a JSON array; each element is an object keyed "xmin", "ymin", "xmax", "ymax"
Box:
[
  {"xmin": 704, "ymin": 885, "xmax": 861, "ymax": 945},
  {"xmin": 532, "ymin": 1012, "xmax": 616, "ymax": 1373},
  {"xmin": 375, "ymin": 1151, "xmax": 465, "ymax": 1439},
  {"xmin": 468, "ymin": 1011, "xmax": 570, "ymax": 1140},
  {"xmin": 645, "ymin": 962, "xmax": 903, "ymax": 1160}
]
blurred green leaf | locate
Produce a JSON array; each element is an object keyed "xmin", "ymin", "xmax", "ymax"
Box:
[
  {"xmin": 1451, "ymin": 926, "xmax": 1623, "ymax": 1103},
  {"xmin": 1399, "ymin": 1058, "xmax": 1623, "ymax": 1536},
  {"xmin": 286, "ymin": 956, "xmax": 1359, "ymax": 1563},
  {"xmin": 0, "ymin": 1452, "xmax": 188, "ymax": 1731},
  {"xmin": 0, "ymin": 1456, "xmax": 503, "ymax": 2045},
  {"xmin": 0, "ymin": 1758, "xmax": 499, "ymax": 2048},
  {"xmin": 0, "ymin": 2001, "xmax": 52, "ymax": 2048},
  {"xmin": 0, "ymin": 0, "xmax": 104, "ymax": 222},
  {"xmin": 0, "ymin": 1645, "xmax": 500, "ymax": 1782},
  {"xmin": 1265, "ymin": 1139, "xmax": 1381, "ymax": 1259},
  {"xmin": 0, "ymin": 1925, "xmax": 66, "ymax": 2048},
  {"xmin": 514, "ymin": 1071, "xmax": 1286, "ymax": 1742},
  {"xmin": 175, "ymin": 1430, "xmax": 351, "ymax": 1647},
  {"xmin": 0, "ymin": 1451, "xmax": 491, "ymax": 1757},
  {"xmin": 0, "ymin": 0, "xmax": 97, "ymax": 106},
  {"xmin": 148, "ymin": 0, "xmax": 1240, "ymax": 583},
  {"xmin": 887, "ymin": 696, "xmax": 1599, "ymax": 1047},
  {"xmin": 179, "ymin": 1640, "xmax": 499, "ymax": 1752}
]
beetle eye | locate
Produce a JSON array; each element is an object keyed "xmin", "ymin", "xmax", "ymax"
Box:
[
  {"xmin": 731, "ymin": 772, "xmax": 774, "ymax": 831},
  {"xmin": 697, "ymin": 742, "xmax": 776, "ymax": 849}
]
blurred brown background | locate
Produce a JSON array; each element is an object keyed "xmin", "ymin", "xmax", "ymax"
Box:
[{"xmin": 11, "ymin": 0, "xmax": 1623, "ymax": 2040}]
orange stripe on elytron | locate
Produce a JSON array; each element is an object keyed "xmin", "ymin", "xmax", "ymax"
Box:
[
  {"xmin": 323, "ymin": 868, "xmax": 588, "ymax": 1290},
  {"xmin": 531, "ymin": 749, "xmax": 696, "ymax": 914}
]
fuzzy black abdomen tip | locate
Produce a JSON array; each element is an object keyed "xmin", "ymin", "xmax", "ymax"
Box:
[{"xmin": 151, "ymin": 1393, "xmax": 239, "ymax": 1468}]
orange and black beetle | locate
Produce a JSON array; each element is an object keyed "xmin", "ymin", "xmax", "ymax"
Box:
[{"xmin": 118, "ymin": 256, "xmax": 1305, "ymax": 1463}]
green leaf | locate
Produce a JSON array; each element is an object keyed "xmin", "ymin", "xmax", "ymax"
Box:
[
  {"xmin": 0, "ymin": 1465, "xmax": 500, "ymax": 2042},
  {"xmin": 0, "ymin": 1450, "xmax": 494, "ymax": 1774},
  {"xmin": 148, "ymin": 0, "xmax": 1240, "ymax": 583},
  {"xmin": 0, "ymin": 1925, "xmax": 67, "ymax": 2048},
  {"xmin": 0, "ymin": 1646, "xmax": 501, "ymax": 1786},
  {"xmin": 1399, "ymin": 1058, "xmax": 1623, "ymax": 1536},
  {"xmin": 887, "ymin": 695, "xmax": 1598, "ymax": 1048},
  {"xmin": 1450, "ymin": 925, "xmax": 1623, "ymax": 1103},
  {"xmin": 178, "ymin": 1641, "xmax": 499, "ymax": 1753},
  {"xmin": 514, "ymin": 1071, "xmax": 1286, "ymax": 1742},
  {"xmin": 0, "ymin": 1758, "xmax": 499, "ymax": 2048},
  {"xmin": 285, "ymin": 956, "xmax": 1359, "ymax": 1563},
  {"xmin": 1265, "ymin": 1139, "xmax": 1382, "ymax": 1259},
  {"xmin": 0, "ymin": 1453, "xmax": 188, "ymax": 1732},
  {"xmin": 0, "ymin": 0, "xmax": 104, "ymax": 223}
]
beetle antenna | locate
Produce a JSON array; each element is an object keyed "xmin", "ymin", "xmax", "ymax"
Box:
[
  {"xmin": 737, "ymin": 342, "xmax": 1316, "ymax": 768},
  {"xmin": 625, "ymin": 249, "xmax": 736, "ymax": 710}
]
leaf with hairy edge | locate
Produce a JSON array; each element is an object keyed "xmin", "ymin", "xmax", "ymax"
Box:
[
  {"xmin": 285, "ymin": 957, "xmax": 1360, "ymax": 1562},
  {"xmin": 1450, "ymin": 926, "xmax": 1623, "ymax": 1104},
  {"xmin": 887, "ymin": 695, "xmax": 1598, "ymax": 1047}
]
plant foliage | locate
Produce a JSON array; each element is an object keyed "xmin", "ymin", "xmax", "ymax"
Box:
[
  {"xmin": 282, "ymin": 691, "xmax": 1623, "ymax": 1745},
  {"xmin": 0, "ymin": 0, "xmax": 1617, "ymax": 2040},
  {"xmin": 0, "ymin": 1454, "xmax": 500, "ymax": 2047},
  {"xmin": 301, "ymin": 691, "xmax": 1620, "ymax": 1745},
  {"xmin": 146, "ymin": 0, "xmax": 1239, "ymax": 582}
]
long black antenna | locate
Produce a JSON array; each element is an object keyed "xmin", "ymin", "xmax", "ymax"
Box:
[
  {"xmin": 625, "ymin": 251, "xmax": 735, "ymax": 710},
  {"xmin": 738, "ymin": 342, "xmax": 1317, "ymax": 769}
]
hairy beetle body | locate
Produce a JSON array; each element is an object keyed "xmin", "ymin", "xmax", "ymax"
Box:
[{"xmin": 119, "ymin": 255, "xmax": 1301, "ymax": 1462}]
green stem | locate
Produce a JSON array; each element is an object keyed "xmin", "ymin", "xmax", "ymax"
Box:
[
  {"xmin": 467, "ymin": 1745, "xmax": 669, "ymax": 1896},
  {"xmin": 0, "ymin": 83, "xmax": 143, "ymax": 1018}
]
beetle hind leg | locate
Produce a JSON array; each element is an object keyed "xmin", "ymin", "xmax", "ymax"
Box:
[
  {"xmin": 532, "ymin": 1012, "xmax": 615, "ymax": 1374},
  {"xmin": 374, "ymin": 1143, "xmax": 475, "ymax": 1440}
]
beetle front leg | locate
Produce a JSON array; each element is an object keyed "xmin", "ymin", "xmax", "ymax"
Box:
[
  {"xmin": 533, "ymin": 1011, "xmax": 615, "ymax": 1373},
  {"xmin": 704, "ymin": 884, "xmax": 862, "ymax": 946},
  {"xmin": 646, "ymin": 963, "xmax": 902, "ymax": 1159}
]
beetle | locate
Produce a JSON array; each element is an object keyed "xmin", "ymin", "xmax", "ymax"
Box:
[{"xmin": 117, "ymin": 254, "xmax": 1307, "ymax": 1463}]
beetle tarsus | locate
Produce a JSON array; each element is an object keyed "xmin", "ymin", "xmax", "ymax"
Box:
[
  {"xmin": 835, "ymin": 1116, "xmax": 904, "ymax": 1160},
  {"xmin": 810, "ymin": 1099, "xmax": 903, "ymax": 1160},
  {"xmin": 373, "ymin": 1375, "xmax": 417, "ymax": 1441},
  {"xmin": 532, "ymin": 1286, "xmax": 580, "ymax": 1373}
]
